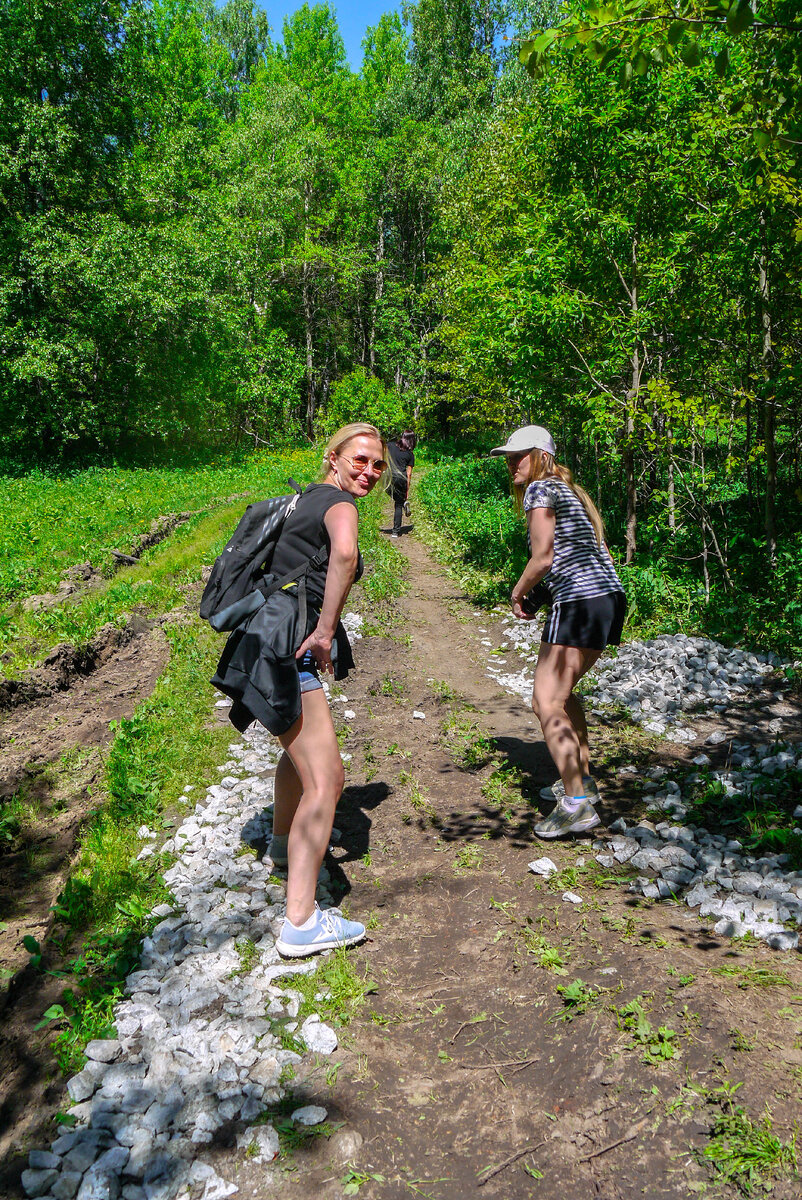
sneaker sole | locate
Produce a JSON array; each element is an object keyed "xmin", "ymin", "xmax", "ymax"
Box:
[
  {"xmin": 535, "ymin": 813, "xmax": 601, "ymax": 839},
  {"xmin": 276, "ymin": 930, "xmax": 365, "ymax": 958}
]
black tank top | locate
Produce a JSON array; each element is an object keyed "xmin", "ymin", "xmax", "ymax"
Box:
[{"xmin": 268, "ymin": 483, "xmax": 362, "ymax": 605}]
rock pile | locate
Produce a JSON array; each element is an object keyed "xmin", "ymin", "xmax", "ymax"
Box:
[
  {"xmin": 491, "ymin": 620, "xmax": 785, "ymax": 738},
  {"xmin": 490, "ymin": 619, "xmax": 800, "ymax": 951},
  {"xmin": 586, "ymin": 634, "xmax": 782, "ymax": 737},
  {"xmin": 595, "ymin": 741, "xmax": 802, "ymax": 951},
  {"xmin": 22, "ymin": 723, "xmax": 339, "ymax": 1200}
]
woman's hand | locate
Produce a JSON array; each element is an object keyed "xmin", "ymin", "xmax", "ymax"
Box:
[
  {"xmin": 510, "ymin": 590, "xmax": 534, "ymax": 621},
  {"xmin": 296, "ymin": 628, "xmax": 334, "ymax": 674}
]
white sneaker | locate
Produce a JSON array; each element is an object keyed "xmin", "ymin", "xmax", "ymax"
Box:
[
  {"xmin": 534, "ymin": 799, "xmax": 601, "ymax": 839},
  {"xmin": 276, "ymin": 905, "xmax": 366, "ymax": 958}
]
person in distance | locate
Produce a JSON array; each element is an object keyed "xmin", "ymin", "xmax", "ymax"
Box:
[
  {"xmin": 386, "ymin": 431, "xmax": 417, "ymax": 537},
  {"xmin": 491, "ymin": 425, "xmax": 626, "ymax": 838}
]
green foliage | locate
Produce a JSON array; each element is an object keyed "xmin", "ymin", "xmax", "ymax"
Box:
[
  {"xmin": 416, "ymin": 457, "xmax": 524, "ymax": 602},
  {"xmin": 317, "ymin": 369, "xmax": 411, "ymax": 439},
  {"xmin": 703, "ymin": 1100, "xmax": 797, "ymax": 1195},
  {"xmin": 556, "ymin": 978, "xmax": 599, "ymax": 1019},
  {"xmin": 685, "ymin": 763, "xmax": 802, "ymax": 869},
  {"xmin": 616, "ymin": 996, "xmax": 680, "ymax": 1064}
]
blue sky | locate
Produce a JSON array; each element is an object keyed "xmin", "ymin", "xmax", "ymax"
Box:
[{"xmin": 256, "ymin": 2, "xmax": 404, "ymax": 70}]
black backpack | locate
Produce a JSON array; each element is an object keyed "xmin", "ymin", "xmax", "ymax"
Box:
[{"xmin": 200, "ymin": 482, "xmax": 328, "ymax": 633}]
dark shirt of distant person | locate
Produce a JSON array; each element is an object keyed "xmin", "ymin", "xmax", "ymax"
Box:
[{"xmin": 387, "ymin": 431, "xmax": 417, "ymax": 537}]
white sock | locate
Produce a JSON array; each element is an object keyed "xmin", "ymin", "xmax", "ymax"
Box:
[
  {"xmin": 562, "ymin": 795, "xmax": 587, "ymax": 814},
  {"xmin": 286, "ymin": 906, "xmax": 319, "ymax": 931}
]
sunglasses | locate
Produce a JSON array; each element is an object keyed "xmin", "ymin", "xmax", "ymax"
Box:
[{"xmin": 343, "ymin": 454, "xmax": 387, "ymax": 474}]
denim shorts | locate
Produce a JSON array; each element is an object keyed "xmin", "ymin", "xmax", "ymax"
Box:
[{"xmin": 298, "ymin": 650, "xmax": 323, "ymax": 694}]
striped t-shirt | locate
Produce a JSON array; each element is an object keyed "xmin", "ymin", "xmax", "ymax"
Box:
[{"xmin": 523, "ymin": 479, "xmax": 623, "ymax": 603}]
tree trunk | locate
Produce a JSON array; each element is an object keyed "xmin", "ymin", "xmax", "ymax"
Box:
[
  {"xmin": 369, "ymin": 213, "xmax": 385, "ymax": 374},
  {"xmin": 759, "ymin": 210, "xmax": 777, "ymax": 566},
  {"xmin": 624, "ymin": 235, "xmax": 640, "ymax": 563},
  {"xmin": 667, "ymin": 432, "xmax": 676, "ymax": 535},
  {"xmin": 302, "ymin": 186, "xmax": 315, "ymax": 438}
]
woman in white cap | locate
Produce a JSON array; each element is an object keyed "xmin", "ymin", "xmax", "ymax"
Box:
[{"xmin": 490, "ymin": 425, "xmax": 626, "ymax": 837}]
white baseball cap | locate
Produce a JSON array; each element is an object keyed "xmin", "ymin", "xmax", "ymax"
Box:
[{"xmin": 489, "ymin": 424, "xmax": 556, "ymax": 458}]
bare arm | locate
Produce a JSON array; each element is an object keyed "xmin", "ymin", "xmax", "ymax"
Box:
[
  {"xmin": 295, "ymin": 501, "xmax": 359, "ymax": 672},
  {"xmin": 511, "ymin": 507, "xmax": 555, "ymax": 620},
  {"xmin": 405, "ymin": 464, "xmax": 412, "ymax": 493}
]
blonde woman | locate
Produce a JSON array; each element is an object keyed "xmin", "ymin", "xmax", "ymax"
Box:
[
  {"xmin": 490, "ymin": 425, "xmax": 626, "ymax": 838},
  {"xmin": 214, "ymin": 424, "xmax": 387, "ymax": 954}
]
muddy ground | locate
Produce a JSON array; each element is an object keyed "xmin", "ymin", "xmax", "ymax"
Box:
[{"xmin": 2, "ymin": 516, "xmax": 802, "ymax": 1199}]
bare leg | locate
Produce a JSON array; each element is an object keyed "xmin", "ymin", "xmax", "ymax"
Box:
[
  {"xmin": 532, "ymin": 644, "xmax": 601, "ymax": 798},
  {"xmin": 277, "ymin": 688, "xmax": 344, "ymax": 926},
  {"xmin": 565, "ymin": 693, "xmax": 590, "ymax": 778},
  {"xmin": 272, "ymin": 751, "xmax": 302, "ymax": 837}
]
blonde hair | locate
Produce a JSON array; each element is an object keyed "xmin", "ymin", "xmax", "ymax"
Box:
[
  {"xmin": 513, "ymin": 451, "xmax": 605, "ymax": 546},
  {"xmin": 320, "ymin": 422, "xmax": 387, "ymax": 481}
]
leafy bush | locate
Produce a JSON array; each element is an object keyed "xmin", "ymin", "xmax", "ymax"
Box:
[
  {"xmin": 317, "ymin": 369, "xmax": 412, "ymax": 440},
  {"xmin": 416, "ymin": 456, "xmax": 525, "ymax": 599}
]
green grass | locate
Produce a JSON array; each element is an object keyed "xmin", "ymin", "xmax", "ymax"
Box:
[
  {"xmin": 710, "ymin": 964, "xmax": 792, "ymax": 990},
  {"xmin": 1, "ymin": 450, "xmax": 318, "ymax": 668},
  {"xmin": 441, "ymin": 708, "xmax": 495, "ymax": 771},
  {"xmin": 288, "ymin": 948, "xmax": 378, "ymax": 1029},
  {"xmin": 703, "ymin": 1101, "xmax": 797, "ymax": 1195},
  {"xmin": 0, "ymin": 452, "xmax": 317, "ymax": 607},
  {"xmin": 37, "ymin": 614, "xmax": 234, "ymax": 1072}
]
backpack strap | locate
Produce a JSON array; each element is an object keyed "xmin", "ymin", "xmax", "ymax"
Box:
[{"xmin": 258, "ymin": 545, "xmax": 330, "ymax": 646}]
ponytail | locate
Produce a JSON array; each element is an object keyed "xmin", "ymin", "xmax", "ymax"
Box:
[{"xmin": 513, "ymin": 452, "xmax": 605, "ymax": 546}]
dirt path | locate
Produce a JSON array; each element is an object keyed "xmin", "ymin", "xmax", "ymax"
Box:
[
  {"xmin": 2, "ymin": 519, "xmax": 801, "ymax": 1200},
  {"xmin": 250, "ymin": 528, "xmax": 802, "ymax": 1200}
]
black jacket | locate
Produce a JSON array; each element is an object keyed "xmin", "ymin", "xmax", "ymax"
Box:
[{"xmin": 210, "ymin": 587, "xmax": 354, "ymax": 735}]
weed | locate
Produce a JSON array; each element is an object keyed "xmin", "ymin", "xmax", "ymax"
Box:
[
  {"xmin": 556, "ymin": 979, "xmax": 599, "ymax": 1020},
  {"xmin": 711, "ymin": 964, "xmax": 791, "ymax": 990},
  {"xmin": 430, "ymin": 679, "xmax": 456, "ymax": 701},
  {"xmin": 230, "ymin": 938, "xmax": 258, "ymax": 977},
  {"xmin": 408, "ymin": 777, "xmax": 438, "ymax": 824},
  {"xmin": 378, "ymin": 674, "xmax": 406, "ymax": 698},
  {"xmin": 730, "ymin": 1028, "xmax": 756, "ymax": 1053},
  {"xmin": 453, "ymin": 846, "xmax": 483, "ymax": 873},
  {"xmin": 520, "ymin": 929, "xmax": 569, "ymax": 974},
  {"xmin": 289, "ymin": 948, "xmax": 377, "ymax": 1029},
  {"xmin": 615, "ymin": 996, "xmax": 679, "ymax": 1064},
  {"xmin": 342, "ymin": 1166, "xmax": 386, "ymax": 1194},
  {"xmin": 666, "ymin": 966, "xmax": 696, "ymax": 987},
  {"xmin": 325, "ymin": 1062, "xmax": 341, "ymax": 1087},
  {"xmin": 702, "ymin": 1098, "xmax": 797, "ymax": 1195},
  {"xmin": 254, "ymin": 1094, "xmax": 340, "ymax": 1159},
  {"xmin": 481, "ymin": 764, "xmax": 522, "ymax": 812},
  {"xmin": 441, "ymin": 709, "xmax": 494, "ymax": 771}
]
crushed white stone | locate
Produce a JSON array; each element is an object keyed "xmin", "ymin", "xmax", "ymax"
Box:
[
  {"xmin": 492, "ymin": 619, "xmax": 799, "ymax": 952},
  {"xmin": 528, "ymin": 857, "xmax": 557, "ymax": 877}
]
